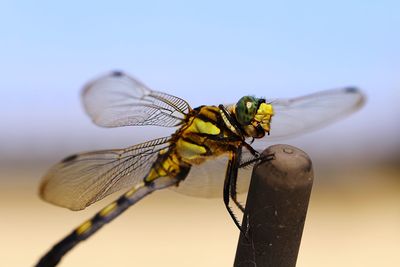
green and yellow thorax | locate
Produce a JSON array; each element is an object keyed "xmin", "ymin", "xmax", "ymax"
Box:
[
  {"xmin": 145, "ymin": 98, "xmax": 273, "ymax": 183},
  {"xmin": 175, "ymin": 98, "xmax": 274, "ymax": 163},
  {"xmin": 175, "ymin": 105, "xmax": 242, "ymax": 165}
]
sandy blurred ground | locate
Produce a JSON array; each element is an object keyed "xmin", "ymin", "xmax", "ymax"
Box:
[{"xmin": 0, "ymin": 165, "xmax": 399, "ymax": 267}]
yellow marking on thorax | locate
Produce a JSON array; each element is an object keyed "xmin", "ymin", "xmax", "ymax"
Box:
[
  {"xmin": 76, "ymin": 220, "xmax": 92, "ymax": 235},
  {"xmin": 188, "ymin": 118, "xmax": 220, "ymax": 135},
  {"xmin": 176, "ymin": 139, "xmax": 207, "ymax": 160},
  {"xmin": 145, "ymin": 107, "xmax": 227, "ymax": 182},
  {"xmin": 197, "ymin": 106, "xmax": 219, "ymax": 121},
  {"xmin": 174, "ymin": 115, "xmax": 222, "ymax": 162}
]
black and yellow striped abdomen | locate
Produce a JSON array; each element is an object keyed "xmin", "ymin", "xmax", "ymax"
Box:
[{"xmin": 36, "ymin": 177, "xmax": 181, "ymax": 267}]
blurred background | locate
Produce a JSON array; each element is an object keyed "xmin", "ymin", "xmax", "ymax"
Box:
[{"xmin": 0, "ymin": 1, "xmax": 399, "ymax": 266}]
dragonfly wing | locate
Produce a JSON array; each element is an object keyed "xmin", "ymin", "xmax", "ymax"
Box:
[
  {"xmin": 268, "ymin": 87, "xmax": 365, "ymax": 138},
  {"xmin": 235, "ymin": 87, "xmax": 365, "ymax": 150},
  {"xmin": 40, "ymin": 137, "xmax": 170, "ymax": 210},
  {"xmin": 82, "ymin": 71, "xmax": 191, "ymax": 127},
  {"xmin": 170, "ymin": 153, "xmax": 254, "ymax": 198}
]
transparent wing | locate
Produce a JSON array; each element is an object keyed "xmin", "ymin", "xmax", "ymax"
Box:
[
  {"xmin": 266, "ymin": 88, "xmax": 364, "ymax": 142},
  {"xmin": 266, "ymin": 87, "xmax": 365, "ymax": 140},
  {"xmin": 39, "ymin": 137, "xmax": 171, "ymax": 211},
  {"xmin": 224, "ymin": 87, "xmax": 365, "ymax": 150},
  {"xmin": 82, "ymin": 71, "xmax": 191, "ymax": 127},
  {"xmin": 170, "ymin": 152, "xmax": 256, "ymax": 198}
]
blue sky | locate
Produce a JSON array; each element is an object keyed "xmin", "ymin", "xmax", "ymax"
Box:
[{"xmin": 0, "ymin": 1, "xmax": 399, "ymax": 163}]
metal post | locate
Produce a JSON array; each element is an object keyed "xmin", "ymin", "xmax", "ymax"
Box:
[{"xmin": 234, "ymin": 144, "xmax": 314, "ymax": 267}]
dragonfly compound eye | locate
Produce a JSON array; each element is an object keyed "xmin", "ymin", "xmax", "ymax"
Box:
[{"xmin": 235, "ymin": 96, "xmax": 259, "ymax": 125}]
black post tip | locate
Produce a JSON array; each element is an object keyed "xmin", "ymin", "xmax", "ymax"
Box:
[{"xmin": 234, "ymin": 144, "xmax": 314, "ymax": 267}]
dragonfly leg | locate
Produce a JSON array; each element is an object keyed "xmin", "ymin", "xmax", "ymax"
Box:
[
  {"xmin": 230, "ymin": 191, "xmax": 245, "ymax": 212},
  {"xmin": 223, "ymin": 147, "xmax": 244, "ymax": 232},
  {"xmin": 239, "ymin": 152, "xmax": 275, "ymax": 169},
  {"xmin": 242, "ymin": 141, "xmax": 260, "ymax": 157},
  {"xmin": 231, "ymin": 152, "xmax": 276, "ymax": 214},
  {"xmin": 229, "ymin": 152, "xmax": 245, "ymax": 213},
  {"xmin": 35, "ymin": 176, "xmax": 180, "ymax": 267}
]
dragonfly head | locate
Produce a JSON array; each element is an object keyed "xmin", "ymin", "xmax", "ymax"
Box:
[{"xmin": 235, "ymin": 96, "xmax": 274, "ymax": 138}]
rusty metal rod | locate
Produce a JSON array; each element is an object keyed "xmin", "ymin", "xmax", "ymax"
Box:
[{"xmin": 234, "ymin": 144, "xmax": 314, "ymax": 267}]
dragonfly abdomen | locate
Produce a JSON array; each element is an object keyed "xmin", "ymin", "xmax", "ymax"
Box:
[
  {"xmin": 36, "ymin": 178, "xmax": 180, "ymax": 267},
  {"xmin": 145, "ymin": 148, "xmax": 191, "ymax": 183},
  {"xmin": 36, "ymin": 183, "xmax": 148, "ymax": 267}
]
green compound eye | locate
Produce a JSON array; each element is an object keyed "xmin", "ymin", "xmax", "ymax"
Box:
[{"xmin": 235, "ymin": 96, "xmax": 259, "ymax": 125}]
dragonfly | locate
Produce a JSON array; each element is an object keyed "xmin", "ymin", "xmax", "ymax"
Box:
[{"xmin": 36, "ymin": 71, "xmax": 365, "ymax": 266}]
